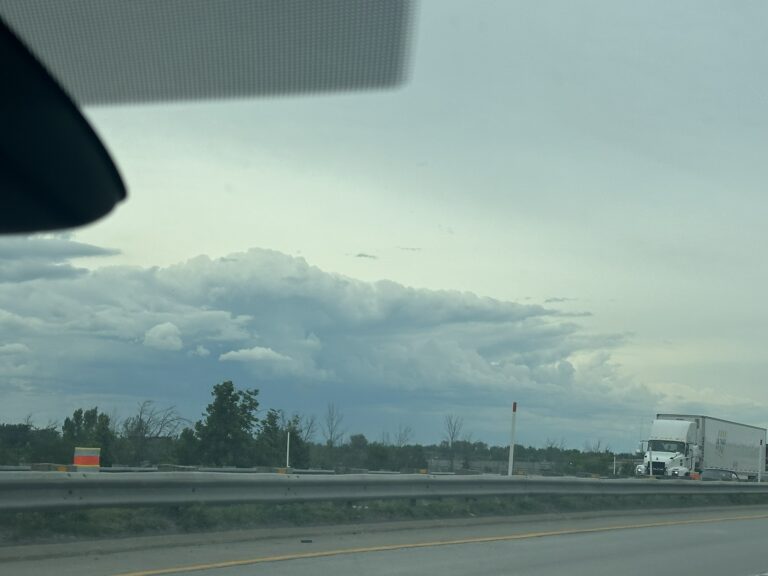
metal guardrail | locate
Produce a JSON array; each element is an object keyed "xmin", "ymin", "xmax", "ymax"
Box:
[{"xmin": 1, "ymin": 472, "xmax": 768, "ymax": 512}]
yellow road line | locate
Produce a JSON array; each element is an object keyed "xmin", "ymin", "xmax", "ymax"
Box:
[{"xmin": 114, "ymin": 512, "xmax": 768, "ymax": 576}]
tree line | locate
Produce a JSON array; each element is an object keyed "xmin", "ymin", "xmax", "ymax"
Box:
[{"xmin": 0, "ymin": 381, "xmax": 634, "ymax": 475}]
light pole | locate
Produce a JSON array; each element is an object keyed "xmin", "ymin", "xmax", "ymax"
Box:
[{"xmin": 507, "ymin": 402, "xmax": 517, "ymax": 476}]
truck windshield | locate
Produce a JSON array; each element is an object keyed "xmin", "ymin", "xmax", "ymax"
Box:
[{"xmin": 649, "ymin": 440, "xmax": 685, "ymax": 453}]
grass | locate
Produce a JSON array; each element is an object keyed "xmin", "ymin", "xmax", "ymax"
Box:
[{"xmin": 3, "ymin": 493, "xmax": 768, "ymax": 545}]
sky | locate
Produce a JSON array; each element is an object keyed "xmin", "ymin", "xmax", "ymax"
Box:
[{"xmin": 2, "ymin": 1, "xmax": 768, "ymax": 451}]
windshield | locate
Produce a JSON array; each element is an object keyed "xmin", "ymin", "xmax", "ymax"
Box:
[
  {"xmin": 2, "ymin": 1, "xmax": 768, "ymax": 575},
  {"xmin": 648, "ymin": 440, "xmax": 685, "ymax": 454}
]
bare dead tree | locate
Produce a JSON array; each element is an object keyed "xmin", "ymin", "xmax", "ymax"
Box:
[
  {"xmin": 107, "ymin": 407, "xmax": 121, "ymax": 435},
  {"xmin": 545, "ymin": 437, "xmax": 566, "ymax": 450},
  {"xmin": 44, "ymin": 419, "xmax": 60, "ymax": 431},
  {"xmin": 443, "ymin": 414, "xmax": 463, "ymax": 447},
  {"xmin": 395, "ymin": 423, "xmax": 413, "ymax": 448},
  {"xmin": 443, "ymin": 414, "xmax": 464, "ymax": 472},
  {"xmin": 122, "ymin": 401, "xmax": 187, "ymax": 464},
  {"xmin": 277, "ymin": 409, "xmax": 291, "ymax": 431},
  {"xmin": 322, "ymin": 403, "xmax": 345, "ymax": 448},
  {"xmin": 583, "ymin": 439, "xmax": 603, "ymax": 453},
  {"xmin": 299, "ymin": 414, "xmax": 317, "ymax": 443}
]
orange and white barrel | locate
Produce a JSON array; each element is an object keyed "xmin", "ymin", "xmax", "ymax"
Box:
[{"xmin": 73, "ymin": 447, "xmax": 101, "ymax": 471}]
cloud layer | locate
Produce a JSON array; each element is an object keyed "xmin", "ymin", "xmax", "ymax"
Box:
[
  {"xmin": 0, "ymin": 236, "xmax": 119, "ymax": 283},
  {"xmin": 0, "ymin": 237, "xmax": 751, "ymax": 449}
]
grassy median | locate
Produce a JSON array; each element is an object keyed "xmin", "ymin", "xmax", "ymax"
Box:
[{"xmin": 3, "ymin": 493, "xmax": 768, "ymax": 545}]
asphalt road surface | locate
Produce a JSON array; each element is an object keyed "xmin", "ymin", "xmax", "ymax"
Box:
[{"xmin": 3, "ymin": 507, "xmax": 768, "ymax": 576}]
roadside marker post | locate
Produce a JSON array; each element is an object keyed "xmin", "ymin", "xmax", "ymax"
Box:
[
  {"xmin": 286, "ymin": 430, "xmax": 291, "ymax": 470},
  {"xmin": 507, "ymin": 402, "xmax": 517, "ymax": 476},
  {"xmin": 649, "ymin": 444, "xmax": 653, "ymax": 477}
]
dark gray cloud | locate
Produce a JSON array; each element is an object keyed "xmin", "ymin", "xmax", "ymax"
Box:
[
  {"xmin": 0, "ymin": 236, "xmax": 119, "ymax": 283},
  {"xmin": 0, "ymin": 240, "xmax": 672, "ymax": 448},
  {"xmin": 354, "ymin": 253, "xmax": 377, "ymax": 259},
  {"xmin": 0, "ymin": 236, "xmax": 118, "ymax": 260}
]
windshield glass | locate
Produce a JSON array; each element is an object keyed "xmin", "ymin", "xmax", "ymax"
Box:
[
  {"xmin": 648, "ymin": 440, "xmax": 685, "ymax": 453},
  {"xmin": 2, "ymin": 1, "xmax": 768, "ymax": 574}
]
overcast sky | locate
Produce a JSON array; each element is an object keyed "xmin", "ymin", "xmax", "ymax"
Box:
[{"xmin": 3, "ymin": 1, "xmax": 768, "ymax": 450}]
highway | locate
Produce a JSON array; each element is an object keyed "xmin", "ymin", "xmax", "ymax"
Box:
[{"xmin": 3, "ymin": 507, "xmax": 768, "ymax": 575}]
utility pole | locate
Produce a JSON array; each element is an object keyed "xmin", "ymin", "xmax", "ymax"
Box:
[
  {"xmin": 507, "ymin": 402, "xmax": 517, "ymax": 476},
  {"xmin": 759, "ymin": 438, "xmax": 764, "ymax": 483}
]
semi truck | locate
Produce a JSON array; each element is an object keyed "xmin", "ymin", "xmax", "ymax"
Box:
[{"xmin": 637, "ymin": 414, "xmax": 766, "ymax": 480}]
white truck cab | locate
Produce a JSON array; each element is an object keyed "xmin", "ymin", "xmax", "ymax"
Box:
[{"xmin": 641, "ymin": 419, "xmax": 697, "ymax": 477}]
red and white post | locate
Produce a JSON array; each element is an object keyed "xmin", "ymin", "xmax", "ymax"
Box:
[{"xmin": 507, "ymin": 402, "xmax": 517, "ymax": 476}]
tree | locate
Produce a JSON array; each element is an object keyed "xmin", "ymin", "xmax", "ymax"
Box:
[
  {"xmin": 347, "ymin": 433, "xmax": 369, "ymax": 469},
  {"xmin": 0, "ymin": 417, "xmax": 71, "ymax": 465},
  {"xmin": 255, "ymin": 409, "xmax": 284, "ymax": 466},
  {"xmin": 62, "ymin": 407, "xmax": 116, "ymax": 466},
  {"xmin": 285, "ymin": 414, "xmax": 310, "ymax": 469},
  {"xmin": 443, "ymin": 414, "xmax": 463, "ymax": 446},
  {"xmin": 0, "ymin": 423, "xmax": 33, "ymax": 464},
  {"xmin": 395, "ymin": 423, "xmax": 413, "ymax": 448},
  {"xmin": 545, "ymin": 437, "xmax": 566, "ymax": 451},
  {"xmin": 366, "ymin": 441, "xmax": 392, "ymax": 470},
  {"xmin": 443, "ymin": 414, "xmax": 463, "ymax": 472},
  {"xmin": 583, "ymin": 439, "xmax": 603, "ymax": 453},
  {"xmin": 119, "ymin": 401, "xmax": 185, "ymax": 465},
  {"xmin": 299, "ymin": 414, "xmax": 317, "ymax": 443},
  {"xmin": 398, "ymin": 444, "xmax": 427, "ymax": 471},
  {"xmin": 62, "ymin": 408, "xmax": 93, "ymax": 444},
  {"xmin": 28, "ymin": 423, "xmax": 69, "ymax": 464},
  {"xmin": 194, "ymin": 381, "xmax": 259, "ymax": 467},
  {"xmin": 322, "ymin": 403, "xmax": 345, "ymax": 448},
  {"xmin": 175, "ymin": 427, "xmax": 199, "ymax": 465}
]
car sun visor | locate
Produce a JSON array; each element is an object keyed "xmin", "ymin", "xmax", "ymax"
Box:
[{"xmin": 0, "ymin": 0, "xmax": 416, "ymax": 104}]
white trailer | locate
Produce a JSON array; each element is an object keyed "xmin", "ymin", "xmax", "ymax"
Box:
[{"xmin": 639, "ymin": 414, "xmax": 766, "ymax": 480}]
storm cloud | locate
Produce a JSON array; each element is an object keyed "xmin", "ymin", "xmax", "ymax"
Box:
[{"xmin": 0, "ymin": 238, "xmax": 695, "ymax": 448}]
